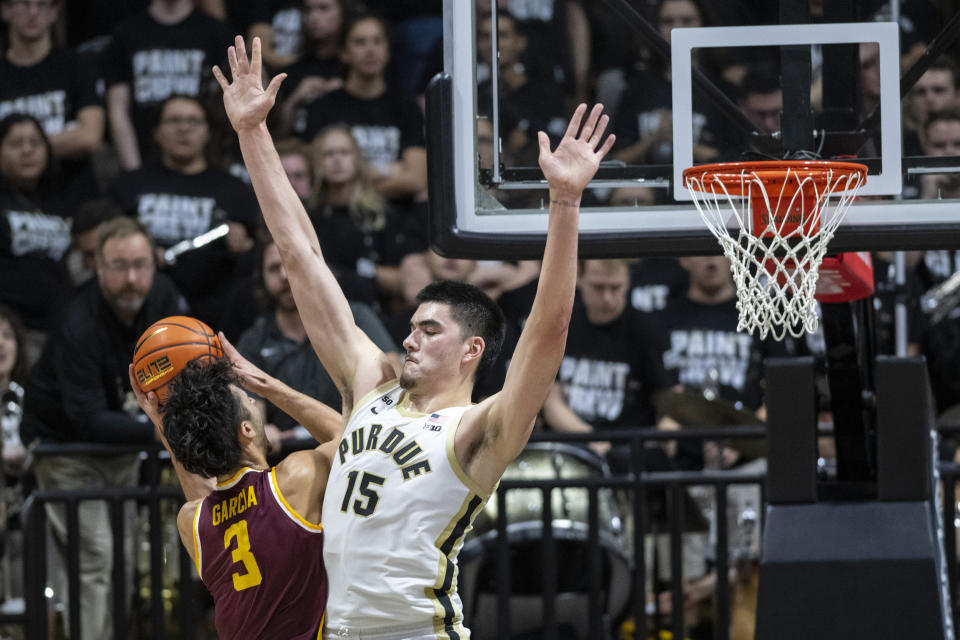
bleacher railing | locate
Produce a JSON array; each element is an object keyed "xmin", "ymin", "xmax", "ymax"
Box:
[{"xmin": 10, "ymin": 427, "xmax": 960, "ymax": 640}]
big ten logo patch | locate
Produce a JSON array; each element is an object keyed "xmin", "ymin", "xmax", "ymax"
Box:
[{"xmin": 136, "ymin": 354, "xmax": 173, "ymax": 386}]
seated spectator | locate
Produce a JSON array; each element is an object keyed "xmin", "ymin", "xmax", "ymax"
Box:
[
  {"xmin": 0, "ymin": 0, "xmax": 105, "ymax": 204},
  {"xmin": 916, "ymin": 109, "xmax": 960, "ymax": 289},
  {"xmin": 906, "ymin": 57, "xmax": 959, "ymax": 155},
  {"xmin": 309, "ymin": 124, "xmax": 426, "ymax": 307},
  {"xmin": 611, "ymin": 0, "xmax": 732, "ymax": 167},
  {"xmin": 0, "ymin": 304, "xmax": 26, "ymax": 609},
  {"xmin": 110, "ymin": 95, "xmax": 258, "ymax": 330},
  {"xmin": 20, "ymin": 217, "xmax": 189, "ymax": 640},
  {"xmin": 648, "ymin": 256, "xmax": 786, "ymax": 469},
  {"xmin": 65, "ymin": 198, "xmax": 126, "ymax": 287},
  {"xmin": 607, "ymin": 187, "xmax": 690, "ymax": 312},
  {"xmin": 541, "ymin": 259, "xmax": 666, "ymax": 467},
  {"xmin": 642, "ymin": 255, "xmax": 784, "ymax": 638},
  {"xmin": 0, "ymin": 305, "xmax": 27, "ymax": 475},
  {"xmin": 275, "ymin": 0, "xmax": 350, "ymax": 136},
  {"xmin": 105, "ymin": 0, "xmax": 232, "ymax": 170},
  {"xmin": 236, "ymin": 232, "xmax": 397, "ymax": 451},
  {"xmin": 865, "ymin": 0, "xmax": 939, "ymax": 73},
  {"xmin": 299, "ymin": 13, "xmax": 427, "ymax": 202},
  {"xmin": 0, "ymin": 113, "xmax": 72, "ymax": 366},
  {"xmin": 364, "ymin": 0, "xmax": 441, "ymax": 99},
  {"xmin": 277, "ymin": 137, "xmax": 315, "ymax": 203},
  {"xmin": 248, "ymin": 0, "xmax": 307, "ymax": 72},
  {"xmin": 476, "ymin": 10, "xmax": 568, "ymax": 164},
  {"xmin": 738, "ymin": 62, "xmax": 782, "ymax": 144},
  {"xmin": 476, "ymin": 0, "xmax": 591, "ymax": 108}
]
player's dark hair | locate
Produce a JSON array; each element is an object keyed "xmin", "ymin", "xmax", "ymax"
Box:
[
  {"xmin": 416, "ymin": 280, "xmax": 506, "ymax": 382},
  {"xmin": 341, "ymin": 12, "xmax": 390, "ymax": 52},
  {"xmin": 927, "ymin": 56, "xmax": 960, "ymax": 90},
  {"xmin": 162, "ymin": 358, "xmax": 252, "ymax": 478},
  {"xmin": 925, "ymin": 107, "xmax": 960, "ymax": 137},
  {"xmin": 739, "ymin": 63, "xmax": 781, "ymax": 102},
  {"xmin": 152, "ymin": 94, "xmax": 211, "ymax": 132},
  {"xmin": 300, "ymin": 0, "xmax": 355, "ymax": 50},
  {"xmin": 0, "ymin": 112, "xmax": 56, "ymax": 196}
]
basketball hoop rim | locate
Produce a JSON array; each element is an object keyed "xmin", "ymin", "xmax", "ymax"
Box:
[{"xmin": 682, "ymin": 160, "xmax": 868, "ymax": 194}]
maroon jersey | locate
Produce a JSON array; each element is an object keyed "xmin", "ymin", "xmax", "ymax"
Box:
[{"xmin": 193, "ymin": 467, "xmax": 327, "ymax": 639}]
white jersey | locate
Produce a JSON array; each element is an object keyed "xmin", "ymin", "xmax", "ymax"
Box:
[{"xmin": 322, "ymin": 381, "xmax": 490, "ymax": 639}]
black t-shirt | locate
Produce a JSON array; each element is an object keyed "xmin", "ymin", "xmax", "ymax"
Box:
[
  {"xmin": 612, "ymin": 69, "xmax": 734, "ymax": 165},
  {"xmin": 252, "ymin": 0, "xmax": 302, "ymax": 60},
  {"xmin": 278, "ymin": 54, "xmax": 346, "ymax": 133},
  {"xmin": 0, "ymin": 47, "xmax": 101, "ymax": 134},
  {"xmin": 647, "ymin": 296, "xmax": 787, "ymax": 412},
  {"xmin": 109, "ymin": 164, "xmax": 259, "ymax": 325},
  {"xmin": 477, "ymin": 76, "xmax": 568, "ymax": 157},
  {"xmin": 0, "ymin": 191, "xmax": 72, "ymax": 331},
  {"xmin": 104, "ymin": 10, "xmax": 232, "ymax": 148},
  {"xmin": 21, "ymin": 274, "xmax": 189, "ymax": 444},
  {"xmin": 555, "ymin": 301, "xmax": 665, "ymax": 430},
  {"xmin": 299, "ymin": 88, "xmax": 425, "ymax": 173},
  {"xmin": 0, "ymin": 47, "xmax": 103, "ymax": 202},
  {"xmin": 629, "ymin": 258, "xmax": 689, "ymax": 313},
  {"xmin": 65, "ymin": 0, "xmax": 149, "ymax": 46},
  {"xmin": 280, "ymin": 56, "xmax": 346, "ymax": 98},
  {"xmin": 507, "ymin": 0, "xmax": 577, "ymax": 89},
  {"xmin": 222, "ymin": 0, "xmax": 259, "ymax": 36},
  {"xmin": 311, "ymin": 204, "xmax": 427, "ymax": 305}
]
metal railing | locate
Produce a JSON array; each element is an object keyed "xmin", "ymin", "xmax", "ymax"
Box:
[
  {"xmin": 10, "ymin": 427, "xmax": 960, "ymax": 640},
  {"xmin": 17, "ymin": 442, "xmax": 202, "ymax": 640}
]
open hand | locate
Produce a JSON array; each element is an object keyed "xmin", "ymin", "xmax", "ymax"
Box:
[
  {"xmin": 219, "ymin": 331, "xmax": 273, "ymax": 397},
  {"xmin": 212, "ymin": 36, "xmax": 286, "ymax": 133},
  {"xmin": 538, "ymin": 103, "xmax": 615, "ymax": 199}
]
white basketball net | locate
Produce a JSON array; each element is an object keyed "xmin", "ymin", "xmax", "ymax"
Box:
[{"xmin": 685, "ymin": 165, "xmax": 865, "ymax": 341}]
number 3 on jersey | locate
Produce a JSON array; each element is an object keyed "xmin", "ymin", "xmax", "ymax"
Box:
[
  {"xmin": 340, "ymin": 471, "xmax": 385, "ymax": 517},
  {"xmin": 224, "ymin": 519, "xmax": 262, "ymax": 591}
]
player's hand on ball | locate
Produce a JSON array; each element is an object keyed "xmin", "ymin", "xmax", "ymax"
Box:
[{"xmin": 128, "ymin": 364, "xmax": 163, "ymax": 431}]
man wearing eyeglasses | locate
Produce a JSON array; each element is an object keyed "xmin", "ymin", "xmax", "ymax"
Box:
[
  {"xmin": 21, "ymin": 216, "xmax": 189, "ymax": 640},
  {"xmin": 110, "ymin": 94, "xmax": 258, "ymax": 332}
]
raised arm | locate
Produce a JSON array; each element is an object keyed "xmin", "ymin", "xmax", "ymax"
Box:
[
  {"xmin": 220, "ymin": 332, "xmax": 344, "ymax": 444},
  {"xmin": 458, "ymin": 104, "xmax": 615, "ymax": 492},
  {"xmin": 213, "ymin": 36, "xmax": 394, "ymax": 412}
]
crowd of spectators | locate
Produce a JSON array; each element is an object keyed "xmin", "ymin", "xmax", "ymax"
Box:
[{"xmin": 1, "ymin": 0, "xmax": 959, "ymax": 638}]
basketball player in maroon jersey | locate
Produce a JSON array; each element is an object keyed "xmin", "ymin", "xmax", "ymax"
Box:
[{"xmin": 128, "ymin": 337, "xmax": 343, "ymax": 640}]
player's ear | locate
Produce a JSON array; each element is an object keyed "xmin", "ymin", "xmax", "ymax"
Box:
[
  {"xmin": 463, "ymin": 336, "xmax": 485, "ymax": 365},
  {"xmin": 238, "ymin": 419, "xmax": 256, "ymax": 441}
]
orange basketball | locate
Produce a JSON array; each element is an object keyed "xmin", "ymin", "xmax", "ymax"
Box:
[{"xmin": 132, "ymin": 316, "xmax": 223, "ymax": 403}]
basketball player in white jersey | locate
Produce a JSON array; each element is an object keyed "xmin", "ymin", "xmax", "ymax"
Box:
[{"xmin": 214, "ymin": 36, "xmax": 615, "ymax": 639}]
